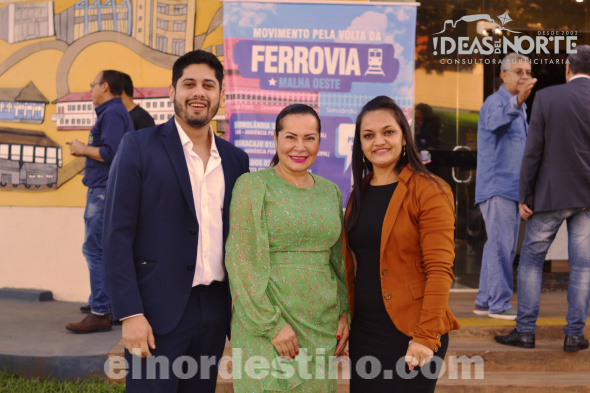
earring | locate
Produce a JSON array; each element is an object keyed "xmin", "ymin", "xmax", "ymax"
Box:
[
  {"xmin": 403, "ymin": 145, "xmax": 406, "ymax": 158},
  {"xmin": 362, "ymin": 154, "xmax": 366, "ymax": 163}
]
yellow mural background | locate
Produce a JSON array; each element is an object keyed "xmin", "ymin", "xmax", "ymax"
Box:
[{"xmin": 0, "ymin": 0, "xmax": 224, "ymax": 207}]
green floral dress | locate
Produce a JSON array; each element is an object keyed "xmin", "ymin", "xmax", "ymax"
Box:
[{"xmin": 226, "ymin": 168, "xmax": 348, "ymax": 392}]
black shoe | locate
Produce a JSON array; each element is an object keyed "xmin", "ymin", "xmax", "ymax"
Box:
[
  {"xmin": 80, "ymin": 304, "xmax": 91, "ymax": 314},
  {"xmin": 564, "ymin": 335, "xmax": 589, "ymax": 352},
  {"xmin": 494, "ymin": 329, "xmax": 535, "ymax": 348}
]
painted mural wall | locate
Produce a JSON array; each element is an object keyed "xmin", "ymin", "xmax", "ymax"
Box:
[{"xmin": 0, "ymin": 0, "xmax": 224, "ymax": 207}]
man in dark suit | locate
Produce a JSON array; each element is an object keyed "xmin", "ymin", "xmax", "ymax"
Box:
[
  {"xmin": 103, "ymin": 50, "xmax": 249, "ymax": 392},
  {"xmin": 495, "ymin": 45, "xmax": 590, "ymax": 352}
]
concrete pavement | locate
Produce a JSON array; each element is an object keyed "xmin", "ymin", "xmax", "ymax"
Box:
[{"xmin": 1, "ymin": 287, "xmax": 589, "ymax": 391}]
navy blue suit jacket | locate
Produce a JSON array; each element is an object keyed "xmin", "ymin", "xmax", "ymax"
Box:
[{"xmin": 103, "ymin": 117, "xmax": 249, "ymax": 336}]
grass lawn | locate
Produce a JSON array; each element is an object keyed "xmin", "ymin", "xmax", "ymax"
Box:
[{"xmin": 0, "ymin": 372, "xmax": 125, "ymax": 393}]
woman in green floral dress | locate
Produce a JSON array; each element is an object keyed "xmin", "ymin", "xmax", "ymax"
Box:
[{"xmin": 225, "ymin": 104, "xmax": 349, "ymax": 392}]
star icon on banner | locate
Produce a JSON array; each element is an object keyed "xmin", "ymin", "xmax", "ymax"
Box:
[
  {"xmin": 497, "ymin": 12, "xmax": 512, "ymax": 26},
  {"xmin": 269, "ymin": 78, "xmax": 277, "ymax": 86}
]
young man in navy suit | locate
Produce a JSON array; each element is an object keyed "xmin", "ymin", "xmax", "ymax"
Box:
[{"xmin": 103, "ymin": 50, "xmax": 249, "ymax": 392}]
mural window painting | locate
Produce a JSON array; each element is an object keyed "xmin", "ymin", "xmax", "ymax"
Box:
[
  {"xmin": 156, "ymin": 36, "xmax": 167, "ymax": 52},
  {"xmin": 47, "ymin": 148, "xmax": 57, "ymax": 165},
  {"xmin": 23, "ymin": 146, "xmax": 33, "ymax": 162},
  {"xmin": 157, "ymin": 4, "xmax": 168, "ymax": 14},
  {"xmin": 173, "ymin": 21, "xmax": 185, "ymax": 32},
  {"xmin": 157, "ymin": 19, "xmax": 167, "ymax": 30},
  {"xmin": 173, "ymin": 39, "xmax": 184, "ymax": 56},
  {"xmin": 11, "ymin": 145, "xmax": 20, "ymax": 160},
  {"xmin": 35, "ymin": 147, "xmax": 44, "ymax": 163}
]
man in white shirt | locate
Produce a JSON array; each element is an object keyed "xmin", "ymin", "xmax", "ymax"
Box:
[{"xmin": 103, "ymin": 50, "xmax": 249, "ymax": 392}]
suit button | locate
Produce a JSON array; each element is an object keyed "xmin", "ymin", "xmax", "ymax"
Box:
[
  {"xmin": 190, "ymin": 229, "xmax": 197, "ymax": 236},
  {"xmin": 434, "ymin": 346, "xmax": 439, "ymax": 353},
  {"xmin": 187, "ymin": 265, "xmax": 194, "ymax": 271},
  {"xmin": 382, "ymin": 269, "xmax": 388, "ymax": 276},
  {"xmin": 384, "ymin": 293, "xmax": 391, "ymax": 300}
]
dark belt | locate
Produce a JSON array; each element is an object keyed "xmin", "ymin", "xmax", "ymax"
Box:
[{"xmin": 191, "ymin": 280, "xmax": 227, "ymax": 292}]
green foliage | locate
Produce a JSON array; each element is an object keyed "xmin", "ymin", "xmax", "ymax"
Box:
[{"xmin": 0, "ymin": 372, "xmax": 125, "ymax": 393}]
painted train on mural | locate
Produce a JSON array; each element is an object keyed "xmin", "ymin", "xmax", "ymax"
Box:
[{"xmin": 0, "ymin": 128, "xmax": 62, "ymax": 189}]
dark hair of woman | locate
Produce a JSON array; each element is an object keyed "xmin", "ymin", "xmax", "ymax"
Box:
[
  {"xmin": 345, "ymin": 95, "xmax": 454, "ymax": 235},
  {"xmin": 270, "ymin": 104, "xmax": 321, "ymax": 167}
]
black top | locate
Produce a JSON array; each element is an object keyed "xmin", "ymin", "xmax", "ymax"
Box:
[
  {"xmin": 348, "ymin": 182, "xmax": 397, "ymax": 323},
  {"xmin": 129, "ymin": 105, "xmax": 156, "ymax": 131}
]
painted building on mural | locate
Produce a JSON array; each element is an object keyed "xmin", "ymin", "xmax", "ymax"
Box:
[
  {"xmin": 0, "ymin": 1, "xmax": 55, "ymax": 44},
  {"xmin": 50, "ymin": 92, "xmax": 96, "ymax": 131},
  {"xmin": 54, "ymin": 0, "xmax": 132, "ymax": 44},
  {"xmin": 51, "ymin": 0, "xmax": 195, "ymax": 56},
  {"xmin": 132, "ymin": 0, "xmax": 195, "ymax": 56},
  {"xmin": 51, "ymin": 87, "xmax": 173, "ymax": 130},
  {"xmin": 134, "ymin": 87, "xmax": 174, "ymax": 124},
  {"xmin": 0, "ymin": 128, "xmax": 63, "ymax": 189},
  {"xmin": 0, "ymin": 82, "xmax": 50, "ymax": 124}
]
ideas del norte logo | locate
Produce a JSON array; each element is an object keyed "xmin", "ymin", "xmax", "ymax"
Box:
[{"xmin": 433, "ymin": 12, "xmax": 578, "ymax": 56}]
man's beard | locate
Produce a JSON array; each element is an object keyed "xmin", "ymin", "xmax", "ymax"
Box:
[{"xmin": 174, "ymin": 97, "xmax": 219, "ymax": 129}]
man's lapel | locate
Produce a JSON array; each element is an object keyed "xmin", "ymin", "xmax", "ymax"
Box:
[
  {"xmin": 161, "ymin": 117, "xmax": 197, "ymax": 220},
  {"xmin": 216, "ymin": 136, "xmax": 235, "ymax": 216}
]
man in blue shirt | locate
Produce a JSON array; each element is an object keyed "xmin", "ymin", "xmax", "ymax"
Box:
[
  {"xmin": 66, "ymin": 70, "xmax": 134, "ymax": 333},
  {"xmin": 474, "ymin": 54, "xmax": 537, "ymax": 320}
]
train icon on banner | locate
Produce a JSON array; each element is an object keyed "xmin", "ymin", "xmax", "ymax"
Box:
[{"xmin": 365, "ymin": 48, "xmax": 385, "ymax": 76}]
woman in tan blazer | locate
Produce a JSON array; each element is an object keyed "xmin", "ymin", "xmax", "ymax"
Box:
[{"xmin": 344, "ymin": 96, "xmax": 460, "ymax": 392}]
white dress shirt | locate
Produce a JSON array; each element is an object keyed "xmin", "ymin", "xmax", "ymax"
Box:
[{"xmin": 175, "ymin": 119, "xmax": 226, "ymax": 286}]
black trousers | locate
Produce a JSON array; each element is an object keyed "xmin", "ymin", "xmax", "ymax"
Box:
[{"xmin": 124, "ymin": 281, "xmax": 228, "ymax": 393}]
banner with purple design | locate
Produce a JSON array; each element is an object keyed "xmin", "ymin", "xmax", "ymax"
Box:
[{"xmin": 223, "ymin": 0, "xmax": 418, "ymax": 202}]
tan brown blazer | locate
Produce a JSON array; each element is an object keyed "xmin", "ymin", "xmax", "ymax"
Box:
[{"xmin": 344, "ymin": 166, "xmax": 460, "ymax": 352}]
